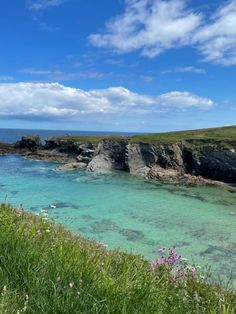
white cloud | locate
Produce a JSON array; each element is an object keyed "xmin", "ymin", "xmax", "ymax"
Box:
[
  {"xmin": 157, "ymin": 91, "xmax": 213, "ymax": 109},
  {"xmin": 20, "ymin": 68, "xmax": 52, "ymax": 75},
  {"xmin": 89, "ymin": 0, "xmax": 236, "ymax": 66},
  {"xmin": 162, "ymin": 66, "xmax": 206, "ymax": 74},
  {"xmin": 175, "ymin": 66, "xmax": 206, "ymax": 74},
  {"xmin": 89, "ymin": 0, "xmax": 202, "ymax": 58},
  {"xmin": 20, "ymin": 68, "xmax": 109, "ymax": 81},
  {"xmin": 193, "ymin": 0, "xmax": 236, "ymax": 65},
  {"xmin": 27, "ymin": 0, "xmax": 65, "ymax": 11},
  {"xmin": 0, "ymin": 83, "xmax": 213, "ymax": 121}
]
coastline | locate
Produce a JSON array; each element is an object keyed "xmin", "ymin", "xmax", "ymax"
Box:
[{"xmin": 0, "ymin": 126, "xmax": 236, "ymax": 191}]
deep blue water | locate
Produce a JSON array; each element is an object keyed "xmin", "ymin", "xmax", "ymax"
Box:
[{"xmin": 0, "ymin": 128, "xmax": 139, "ymax": 144}]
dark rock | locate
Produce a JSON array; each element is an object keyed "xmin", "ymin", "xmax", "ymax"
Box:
[
  {"xmin": 120, "ymin": 228, "xmax": 145, "ymax": 241},
  {"xmin": 191, "ymin": 145, "xmax": 236, "ymax": 183},
  {"xmin": 15, "ymin": 135, "xmax": 40, "ymax": 151},
  {"xmin": 44, "ymin": 137, "xmax": 97, "ymax": 158},
  {"xmin": 0, "ymin": 142, "xmax": 15, "ymax": 155},
  {"xmin": 90, "ymin": 219, "xmax": 120, "ymax": 234}
]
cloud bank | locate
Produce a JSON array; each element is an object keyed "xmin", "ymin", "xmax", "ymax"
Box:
[
  {"xmin": 89, "ymin": 0, "xmax": 236, "ymax": 65},
  {"xmin": 0, "ymin": 83, "xmax": 213, "ymax": 121}
]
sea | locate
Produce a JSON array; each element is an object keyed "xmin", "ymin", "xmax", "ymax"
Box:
[{"xmin": 0, "ymin": 128, "xmax": 236, "ymax": 287}]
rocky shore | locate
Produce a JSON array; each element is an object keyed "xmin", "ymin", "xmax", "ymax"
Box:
[{"xmin": 0, "ymin": 134, "xmax": 236, "ymax": 189}]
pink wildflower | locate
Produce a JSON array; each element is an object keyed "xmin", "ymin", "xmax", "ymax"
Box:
[{"xmin": 96, "ymin": 242, "xmax": 105, "ymax": 249}]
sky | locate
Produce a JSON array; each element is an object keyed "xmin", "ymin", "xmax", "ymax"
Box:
[{"xmin": 0, "ymin": 0, "xmax": 236, "ymax": 132}]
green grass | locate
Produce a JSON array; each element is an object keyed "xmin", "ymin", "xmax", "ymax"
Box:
[
  {"xmin": 53, "ymin": 125, "xmax": 236, "ymax": 144},
  {"xmin": 130, "ymin": 125, "xmax": 236, "ymax": 144},
  {"xmin": 52, "ymin": 135, "xmax": 124, "ymax": 144},
  {"xmin": 0, "ymin": 204, "xmax": 235, "ymax": 313}
]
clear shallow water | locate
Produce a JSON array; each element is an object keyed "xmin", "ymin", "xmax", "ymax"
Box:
[{"xmin": 0, "ymin": 154, "xmax": 236, "ymax": 286}]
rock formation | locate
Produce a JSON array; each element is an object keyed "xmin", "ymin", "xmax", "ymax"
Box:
[{"xmin": 1, "ymin": 134, "xmax": 236, "ymax": 186}]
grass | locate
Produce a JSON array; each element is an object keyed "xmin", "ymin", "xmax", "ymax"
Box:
[
  {"xmin": 53, "ymin": 125, "xmax": 236, "ymax": 144},
  {"xmin": 0, "ymin": 204, "xmax": 235, "ymax": 313},
  {"xmin": 130, "ymin": 125, "xmax": 236, "ymax": 144},
  {"xmin": 51, "ymin": 135, "xmax": 124, "ymax": 144}
]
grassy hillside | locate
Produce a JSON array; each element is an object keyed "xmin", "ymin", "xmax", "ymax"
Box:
[
  {"xmin": 55, "ymin": 125, "xmax": 236, "ymax": 144},
  {"xmin": 131, "ymin": 125, "xmax": 236, "ymax": 143},
  {"xmin": 0, "ymin": 204, "xmax": 235, "ymax": 313}
]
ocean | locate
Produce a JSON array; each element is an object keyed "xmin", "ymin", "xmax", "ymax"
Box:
[
  {"xmin": 0, "ymin": 128, "xmax": 138, "ymax": 144},
  {"xmin": 0, "ymin": 128, "xmax": 235, "ymax": 286}
]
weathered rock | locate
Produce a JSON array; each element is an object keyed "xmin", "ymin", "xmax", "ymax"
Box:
[
  {"xmin": 56, "ymin": 162, "xmax": 87, "ymax": 171},
  {"xmin": 140, "ymin": 142, "xmax": 184, "ymax": 169},
  {"xmin": 126, "ymin": 143, "xmax": 150, "ymax": 177},
  {"xmin": 15, "ymin": 135, "xmax": 40, "ymax": 151},
  {"xmin": 87, "ymin": 139, "xmax": 128, "ymax": 173},
  {"xmin": 45, "ymin": 137, "xmax": 97, "ymax": 157},
  {"xmin": 0, "ymin": 142, "xmax": 14, "ymax": 155},
  {"xmin": 183, "ymin": 142, "xmax": 236, "ymax": 183},
  {"xmin": 24, "ymin": 149, "xmax": 72, "ymax": 163},
  {"xmin": 148, "ymin": 165, "xmax": 181, "ymax": 183},
  {"xmin": 2, "ymin": 133, "xmax": 236, "ymax": 187}
]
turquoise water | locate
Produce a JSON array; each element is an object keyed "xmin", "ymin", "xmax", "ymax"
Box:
[{"xmin": 0, "ymin": 154, "xmax": 236, "ymax": 285}]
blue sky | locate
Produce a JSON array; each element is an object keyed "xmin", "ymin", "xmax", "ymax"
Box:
[{"xmin": 0, "ymin": 0, "xmax": 235, "ymax": 132}]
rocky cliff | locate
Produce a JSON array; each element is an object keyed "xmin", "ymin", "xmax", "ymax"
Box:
[
  {"xmin": 1, "ymin": 132, "xmax": 236, "ymax": 185},
  {"xmin": 40, "ymin": 136, "xmax": 236, "ymax": 185}
]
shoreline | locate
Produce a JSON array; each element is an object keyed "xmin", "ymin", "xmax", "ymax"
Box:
[{"xmin": 0, "ymin": 125, "xmax": 236, "ymax": 191}]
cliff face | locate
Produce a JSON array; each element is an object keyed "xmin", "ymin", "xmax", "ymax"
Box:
[
  {"xmin": 43, "ymin": 137, "xmax": 236, "ymax": 184},
  {"xmin": 184, "ymin": 142, "xmax": 236, "ymax": 183},
  {"xmin": 1, "ymin": 135, "xmax": 236, "ymax": 184}
]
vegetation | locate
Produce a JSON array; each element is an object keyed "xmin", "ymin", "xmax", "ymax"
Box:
[
  {"xmin": 54, "ymin": 135, "xmax": 123, "ymax": 144},
  {"xmin": 130, "ymin": 125, "xmax": 236, "ymax": 144},
  {"xmin": 55, "ymin": 125, "xmax": 236, "ymax": 144},
  {"xmin": 0, "ymin": 204, "xmax": 235, "ymax": 313}
]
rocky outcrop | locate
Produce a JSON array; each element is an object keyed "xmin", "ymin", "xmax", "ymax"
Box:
[
  {"xmin": 1, "ymin": 134, "xmax": 236, "ymax": 186},
  {"xmin": 0, "ymin": 143, "xmax": 15, "ymax": 156},
  {"xmin": 45, "ymin": 137, "xmax": 97, "ymax": 157},
  {"xmin": 87, "ymin": 139, "xmax": 128, "ymax": 173},
  {"xmin": 183, "ymin": 141, "xmax": 236, "ymax": 183},
  {"xmin": 126, "ymin": 144, "xmax": 150, "ymax": 177},
  {"xmin": 15, "ymin": 135, "xmax": 40, "ymax": 151}
]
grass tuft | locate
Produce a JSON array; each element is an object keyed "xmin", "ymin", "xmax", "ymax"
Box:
[{"xmin": 0, "ymin": 204, "xmax": 235, "ymax": 313}]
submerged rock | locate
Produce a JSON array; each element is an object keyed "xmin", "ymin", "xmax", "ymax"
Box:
[
  {"xmin": 56, "ymin": 162, "xmax": 87, "ymax": 171},
  {"xmin": 120, "ymin": 228, "xmax": 145, "ymax": 241},
  {"xmin": 90, "ymin": 219, "xmax": 120, "ymax": 234}
]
